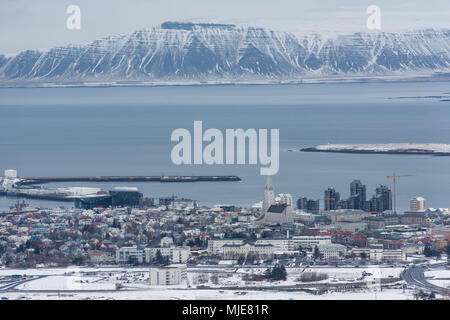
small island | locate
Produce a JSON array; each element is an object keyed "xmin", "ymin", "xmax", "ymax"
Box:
[{"xmin": 300, "ymin": 143, "xmax": 450, "ymax": 156}]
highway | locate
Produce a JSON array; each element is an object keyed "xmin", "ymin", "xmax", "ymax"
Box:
[{"xmin": 402, "ymin": 263, "xmax": 450, "ymax": 295}]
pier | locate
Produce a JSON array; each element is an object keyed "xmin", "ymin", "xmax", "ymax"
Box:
[
  {"xmin": 1, "ymin": 172, "xmax": 242, "ymax": 204},
  {"xmin": 19, "ymin": 175, "xmax": 241, "ymax": 185}
]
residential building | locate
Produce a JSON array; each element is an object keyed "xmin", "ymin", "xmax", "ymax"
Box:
[
  {"xmin": 144, "ymin": 246, "xmax": 190, "ymax": 264},
  {"xmin": 297, "ymin": 197, "xmax": 320, "ymax": 213},
  {"xmin": 382, "ymin": 250, "xmax": 406, "ymax": 262},
  {"xmin": 410, "ymin": 197, "xmax": 426, "ymax": 212},
  {"xmin": 318, "ymin": 244, "xmax": 347, "ymax": 259},
  {"xmin": 324, "ymin": 187, "xmax": 340, "ymax": 211},
  {"xmin": 350, "ymin": 180, "xmax": 366, "ymax": 210},
  {"xmin": 291, "ymin": 235, "xmax": 332, "ymax": 249},
  {"xmin": 221, "ymin": 243, "xmax": 275, "ymax": 259},
  {"xmin": 148, "ymin": 264, "xmax": 187, "ymax": 285},
  {"xmin": 116, "ymin": 246, "xmax": 144, "ymax": 264}
]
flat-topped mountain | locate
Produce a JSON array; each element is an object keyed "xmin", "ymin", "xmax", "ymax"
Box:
[{"xmin": 1, "ymin": 22, "xmax": 450, "ymax": 85}]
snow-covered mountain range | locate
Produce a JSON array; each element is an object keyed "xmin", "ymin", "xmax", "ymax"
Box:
[{"xmin": 1, "ymin": 21, "xmax": 450, "ymax": 85}]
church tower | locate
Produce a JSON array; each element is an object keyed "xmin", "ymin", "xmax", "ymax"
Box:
[{"xmin": 262, "ymin": 175, "xmax": 275, "ymax": 213}]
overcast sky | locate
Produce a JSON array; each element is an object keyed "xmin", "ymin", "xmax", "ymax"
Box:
[{"xmin": 1, "ymin": 0, "xmax": 449, "ymax": 54}]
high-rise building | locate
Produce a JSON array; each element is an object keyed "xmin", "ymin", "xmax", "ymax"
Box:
[
  {"xmin": 350, "ymin": 180, "xmax": 366, "ymax": 210},
  {"xmin": 410, "ymin": 197, "xmax": 426, "ymax": 212},
  {"xmin": 375, "ymin": 185, "xmax": 392, "ymax": 212},
  {"xmin": 307, "ymin": 199, "xmax": 320, "ymax": 213},
  {"xmin": 324, "ymin": 187, "xmax": 340, "ymax": 211},
  {"xmin": 297, "ymin": 197, "xmax": 320, "ymax": 213},
  {"xmin": 297, "ymin": 197, "xmax": 308, "ymax": 210}
]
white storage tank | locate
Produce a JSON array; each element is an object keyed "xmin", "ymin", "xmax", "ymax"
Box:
[{"xmin": 4, "ymin": 169, "xmax": 17, "ymax": 179}]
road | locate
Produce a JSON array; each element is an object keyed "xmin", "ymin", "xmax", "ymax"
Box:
[
  {"xmin": 402, "ymin": 264, "xmax": 450, "ymax": 295},
  {"xmin": 0, "ymin": 275, "xmax": 44, "ymax": 292}
]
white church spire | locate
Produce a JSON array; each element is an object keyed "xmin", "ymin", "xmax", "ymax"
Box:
[{"xmin": 263, "ymin": 175, "xmax": 275, "ymax": 213}]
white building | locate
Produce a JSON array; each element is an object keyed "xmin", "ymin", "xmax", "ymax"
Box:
[
  {"xmin": 291, "ymin": 236, "xmax": 332, "ymax": 249},
  {"xmin": 318, "ymin": 244, "xmax": 347, "ymax": 259},
  {"xmin": 207, "ymin": 239, "xmax": 245, "ymax": 255},
  {"xmin": 148, "ymin": 264, "xmax": 187, "ymax": 285},
  {"xmin": 275, "ymin": 193, "xmax": 294, "ymax": 208},
  {"xmin": 255, "ymin": 239, "xmax": 292, "ymax": 252},
  {"xmin": 4, "ymin": 169, "xmax": 17, "ymax": 179},
  {"xmin": 89, "ymin": 250, "xmax": 114, "ymax": 264},
  {"xmin": 144, "ymin": 246, "xmax": 190, "ymax": 264},
  {"xmin": 324, "ymin": 210, "xmax": 370, "ymax": 223},
  {"xmin": 410, "ymin": 197, "xmax": 426, "ymax": 212},
  {"xmin": 369, "ymin": 245, "xmax": 384, "ymax": 262},
  {"xmin": 382, "ymin": 250, "xmax": 405, "ymax": 262},
  {"xmin": 262, "ymin": 175, "xmax": 275, "ymax": 214},
  {"xmin": 160, "ymin": 236, "xmax": 174, "ymax": 247},
  {"xmin": 221, "ymin": 243, "xmax": 275, "ymax": 259},
  {"xmin": 116, "ymin": 246, "xmax": 144, "ymax": 264},
  {"xmin": 256, "ymin": 176, "xmax": 294, "ymax": 226},
  {"xmin": 208, "ymin": 237, "xmax": 330, "ymax": 256},
  {"xmin": 350, "ymin": 245, "xmax": 405, "ymax": 262},
  {"xmin": 402, "ymin": 243, "xmax": 425, "ymax": 255}
]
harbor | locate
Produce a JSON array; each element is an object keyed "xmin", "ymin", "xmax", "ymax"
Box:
[
  {"xmin": 19, "ymin": 175, "xmax": 241, "ymax": 184},
  {"xmin": 0, "ymin": 170, "xmax": 241, "ymax": 204}
]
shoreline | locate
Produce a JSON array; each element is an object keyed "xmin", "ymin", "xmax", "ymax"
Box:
[
  {"xmin": 0, "ymin": 73, "xmax": 449, "ymax": 89},
  {"xmin": 300, "ymin": 148, "xmax": 450, "ymax": 157}
]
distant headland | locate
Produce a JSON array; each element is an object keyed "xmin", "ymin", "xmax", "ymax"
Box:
[{"xmin": 300, "ymin": 143, "xmax": 450, "ymax": 156}]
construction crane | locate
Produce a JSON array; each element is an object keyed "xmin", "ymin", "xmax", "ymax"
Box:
[
  {"xmin": 171, "ymin": 194, "xmax": 178, "ymax": 207},
  {"xmin": 317, "ymin": 197, "xmax": 335, "ymax": 211},
  {"xmin": 386, "ymin": 173, "xmax": 415, "ymax": 213}
]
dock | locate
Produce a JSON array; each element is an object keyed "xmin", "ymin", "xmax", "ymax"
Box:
[
  {"xmin": 19, "ymin": 175, "xmax": 241, "ymax": 185},
  {"xmin": 1, "ymin": 174, "xmax": 241, "ymax": 204}
]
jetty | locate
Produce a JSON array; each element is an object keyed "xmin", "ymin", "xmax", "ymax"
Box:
[{"xmin": 18, "ymin": 175, "xmax": 241, "ymax": 185}]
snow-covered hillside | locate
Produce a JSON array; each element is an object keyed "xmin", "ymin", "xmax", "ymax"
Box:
[
  {"xmin": 1, "ymin": 22, "xmax": 450, "ymax": 84},
  {"xmin": 301, "ymin": 143, "xmax": 450, "ymax": 155}
]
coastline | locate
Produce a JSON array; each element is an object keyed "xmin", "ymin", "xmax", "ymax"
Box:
[
  {"xmin": 0, "ymin": 73, "xmax": 448, "ymax": 89},
  {"xmin": 301, "ymin": 146, "xmax": 450, "ymax": 157}
]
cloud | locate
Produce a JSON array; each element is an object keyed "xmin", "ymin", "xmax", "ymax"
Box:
[{"xmin": 1, "ymin": 0, "xmax": 449, "ymax": 54}]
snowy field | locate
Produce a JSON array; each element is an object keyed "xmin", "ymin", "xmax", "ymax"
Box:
[
  {"xmin": 425, "ymin": 270, "xmax": 450, "ymax": 289},
  {"xmin": 0, "ymin": 265, "xmax": 413, "ymax": 300},
  {"xmin": 1, "ymin": 288, "xmax": 414, "ymax": 300}
]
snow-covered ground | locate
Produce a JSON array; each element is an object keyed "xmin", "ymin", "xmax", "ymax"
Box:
[
  {"xmin": 1, "ymin": 288, "xmax": 415, "ymax": 300},
  {"xmin": 0, "ymin": 265, "xmax": 411, "ymax": 300},
  {"xmin": 424, "ymin": 270, "xmax": 450, "ymax": 289}
]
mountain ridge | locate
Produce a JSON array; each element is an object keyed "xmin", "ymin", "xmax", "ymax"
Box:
[{"xmin": 1, "ymin": 22, "xmax": 449, "ymax": 85}]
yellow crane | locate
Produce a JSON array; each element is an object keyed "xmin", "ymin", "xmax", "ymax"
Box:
[
  {"xmin": 317, "ymin": 197, "xmax": 335, "ymax": 211},
  {"xmin": 386, "ymin": 174, "xmax": 415, "ymax": 213}
]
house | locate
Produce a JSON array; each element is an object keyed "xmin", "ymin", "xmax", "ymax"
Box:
[{"xmin": 88, "ymin": 250, "xmax": 114, "ymax": 264}]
